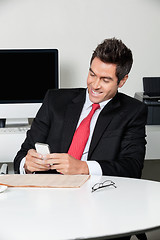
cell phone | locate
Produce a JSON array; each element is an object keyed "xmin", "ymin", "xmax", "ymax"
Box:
[{"xmin": 35, "ymin": 142, "xmax": 50, "ymax": 155}]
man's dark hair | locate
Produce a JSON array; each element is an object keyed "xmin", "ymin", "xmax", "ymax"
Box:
[{"xmin": 90, "ymin": 38, "xmax": 133, "ymax": 84}]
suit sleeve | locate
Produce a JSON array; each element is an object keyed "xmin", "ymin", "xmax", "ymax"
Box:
[
  {"xmin": 14, "ymin": 90, "xmax": 51, "ymax": 173},
  {"xmin": 98, "ymin": 103, "xmax": 148, "ymax": 178}
]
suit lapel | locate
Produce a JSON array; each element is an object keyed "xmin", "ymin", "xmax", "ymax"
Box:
[
  {"xmin": 61, "ymin": 90, "xmax": 86, "ymax": 153},
  {"xmin": 88, "ymin": 93, "xmax": 121, "ymax": 159}
]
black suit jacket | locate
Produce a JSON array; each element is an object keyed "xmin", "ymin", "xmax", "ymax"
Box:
[{"xmin": 14, "ymin": 88, "xmax": 148, "ymax": 178}]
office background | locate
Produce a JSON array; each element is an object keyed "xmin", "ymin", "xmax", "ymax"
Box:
[
  {"xmin": 0, "ymin": 1, "xmax": 160, "ymax": 239},
  {"xmin": 0, "ymin": 0, "xmax": 160, "ymax": 97}
]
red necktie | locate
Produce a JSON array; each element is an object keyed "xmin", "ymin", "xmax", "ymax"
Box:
[{"xmin": 68, "ymin": 103, "xmax": 100, "ymax": 160}]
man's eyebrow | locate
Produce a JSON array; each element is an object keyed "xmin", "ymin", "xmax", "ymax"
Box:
[
  {"xmin": 89, "ymin": 67, "xmax": 95, "ymax": 74},
  {"xmin": 89, "ymin": 67, "xmax": 113, "ymax": 81}
]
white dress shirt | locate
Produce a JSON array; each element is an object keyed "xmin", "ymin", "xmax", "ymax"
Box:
[
  {"xmin": 20, "ymin": 90, "xmax": 111, "ymax": 175},
  {"xmin": 78, "ymin": 90, "xmax": 111, "ymax": 175}
]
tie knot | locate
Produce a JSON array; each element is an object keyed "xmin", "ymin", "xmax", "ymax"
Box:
[{"xmin": 92, "ymin": 103, "xmax": 100, "ymax": 112}]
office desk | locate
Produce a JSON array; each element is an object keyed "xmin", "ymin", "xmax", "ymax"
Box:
[
  {"xmin": 145, "ymin": 125, "xmax": 160, "ymax": 160},
  {"xmin": 0, "ymin": 131, "xmax": 26, "ymax": 163},
  {"xmin": 0, "ymin": 176, "xmax": 160, "ymax": 240}
]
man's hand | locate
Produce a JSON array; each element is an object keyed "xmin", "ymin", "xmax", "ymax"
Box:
[
  {"xmin": 24, "ymin": 149, "xmax": 51, "ymax": 173},
  {"xmin": 45, "ymin": 153, "xmax": 89, "ymax": 175}
]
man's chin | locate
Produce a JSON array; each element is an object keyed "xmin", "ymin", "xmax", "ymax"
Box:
[{"xmin": 89, "ymin": 94, "xmax": 102, "ymax": 104}]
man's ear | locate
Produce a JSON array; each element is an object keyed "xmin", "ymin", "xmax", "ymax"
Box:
[{"xmin": 118, "ymin": 75, "xmax": 128, "ymax": 88}]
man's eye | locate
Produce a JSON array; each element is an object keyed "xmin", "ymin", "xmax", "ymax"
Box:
[
  {"xmin": 90, "ymin": 72, "xmax": 95, "ymax": 77},
  {"xmin": 103, "ymin": 79, "xmax": 109, "ymax": 83}
]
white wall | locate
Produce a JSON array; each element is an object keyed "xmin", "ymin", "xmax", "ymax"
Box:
[{"xmin": 0, "ymin": 0, "xmax": 160, "ymax": 97}]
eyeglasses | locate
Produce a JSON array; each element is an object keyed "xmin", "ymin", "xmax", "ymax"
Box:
[{"xmin": 92, "ymin": 180, "xmax": 117, "ymax": 193}]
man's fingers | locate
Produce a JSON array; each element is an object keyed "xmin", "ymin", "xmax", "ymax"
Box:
[
  {"xmin": 25, "ymin": 149, "xmax": 51, "ymax": 172},
  {"xmin": 28, "ymin": 149, "xmax": 43, "ymax": 159},
  {"xmin": 45, "ymin": 153, "xmax": 68, "ymax": 159}
]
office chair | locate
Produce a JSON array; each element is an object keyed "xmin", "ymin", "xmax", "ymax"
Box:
[
  {"xmin": 0, "ymin": 164, "xmax": 8, "ymax": 174},
  {"xmin": 136, "ymin": 233, "xmax": 148, "ymax": 240}
]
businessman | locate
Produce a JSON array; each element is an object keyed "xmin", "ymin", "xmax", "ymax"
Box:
[{"xmin": 14, "ymin": 38, "xmax": 148, "ymax": 178}]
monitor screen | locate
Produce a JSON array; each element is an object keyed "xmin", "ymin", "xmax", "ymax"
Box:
[
  {"xmin": 143, "ymin": 77, "xmax": 160, "ymax": 97},
  {"xmin": 0, "ymin": 49, "xmax": 59, "ymax": 127},
  {"xmin": 0, "ymin": 49, "xmax": 59, "ymax": 103}
]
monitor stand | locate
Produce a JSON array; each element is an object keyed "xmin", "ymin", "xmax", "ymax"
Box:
[{"xmin": 0, "ymin": 118, "xmax": 29, "ymax": 128}]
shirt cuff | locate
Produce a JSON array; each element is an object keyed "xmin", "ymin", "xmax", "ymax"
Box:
[
  {"xmin": 86, "ymin": 161, "xmax": 102, "ymax": 175},
  {"xmin": 19, "ymin": 157, "xmax": 26, "ymax": 174}
]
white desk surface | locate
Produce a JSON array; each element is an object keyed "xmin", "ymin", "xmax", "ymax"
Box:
[{"xmin": 0, "ymin": 175, "xmax": 160, "ymax": 240}]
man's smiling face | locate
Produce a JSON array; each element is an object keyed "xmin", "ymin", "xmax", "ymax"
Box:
[{"xmin": 87, "ymin": 57, "xmax": 127, "ymax": 103}]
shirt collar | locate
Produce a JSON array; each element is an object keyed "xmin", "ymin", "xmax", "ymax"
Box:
[{"xmin": 84, "ymin": 89, "xmax": 112, "ymax": 110}]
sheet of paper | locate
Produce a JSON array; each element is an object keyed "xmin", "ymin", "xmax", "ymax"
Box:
[{"xmin": 0, "ymin": 174, "xmax": 90, "ymax": 188}]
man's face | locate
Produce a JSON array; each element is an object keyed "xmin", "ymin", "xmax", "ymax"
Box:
[{"xmin": 87, "ymin": 57, "xmax": 127, "ymax": 103}]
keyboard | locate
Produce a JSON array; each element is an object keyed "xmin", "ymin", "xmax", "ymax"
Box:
[{"xmin": 0, "ymin": 126, "xmax": 31, "ymax": 134}]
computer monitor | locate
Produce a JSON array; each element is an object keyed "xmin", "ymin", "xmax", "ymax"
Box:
[
  {"xmin": 0, "ymin": 49, "xmax": 59, "ymax": 127},
  {"xmin": 143, "ymin": 77, "xmax": 160, "ymax": 97}
]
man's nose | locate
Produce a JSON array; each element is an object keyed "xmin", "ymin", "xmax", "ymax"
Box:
[{"xmin": 92, "ymin": 78, "xmax": 101, "ymax": 89}]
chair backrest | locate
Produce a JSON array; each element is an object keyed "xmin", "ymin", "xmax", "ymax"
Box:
[{"xmin": 0, "ymin": 164, "xmax": 8, "ymax": 174}]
